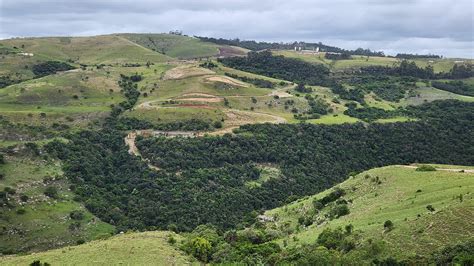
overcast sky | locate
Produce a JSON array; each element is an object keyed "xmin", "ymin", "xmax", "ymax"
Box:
[{"xmin": 0, "ymin": 0, "xmax": 472, "ymax": 58}]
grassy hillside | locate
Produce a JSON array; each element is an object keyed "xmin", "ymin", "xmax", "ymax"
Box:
[
  {"xmin": 0, "ymin": 69, "xmax": 125, "ymax": 131},
  {"xmin": 0, "ymin": 35, "xmax": 171, "ymax": 64},
  {"xmin": 120, "ymin": 33, "xmax": 220, "ymax": 59},
  {"xmin": 0, "ymin": 231, "xmax": 193, "ymax": 265},
  {"xmin": 273, "ymin": 50, "xmax": 473, "ymax": 73},
  {"xmin": 260, "ymin": 164, "xmax": 474, "ymax": 261},
  {"xmin": 0, "ymin": 151, "xmax": 115, "ymax": 254}
]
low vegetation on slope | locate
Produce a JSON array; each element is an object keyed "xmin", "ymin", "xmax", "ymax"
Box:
[
  {"xmin": 0, "ymin": 35, "xmax": 171, "ymax": 64},
  {"xmin": 120, "ymin": 33, "xmax": 221, "ymax": 59},
  {"xmin": 174, "ymin": 165, "xmax": 474, "ymax": 264},
  {"xmin": 0, "ymin": 145, "xmax": 114, "ymax": 254},
  {"xmin": 0, "ymin": 231, "xmax": 192, "ymax": 265}
]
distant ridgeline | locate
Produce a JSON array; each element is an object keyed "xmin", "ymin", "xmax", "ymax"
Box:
[
  {"xmin": 197, "ymin": 36, "xmax": 384, "ymax": 56},
  {"xmin": 46, "ymin": 100, "xmax": 474, "ymax": 232}
]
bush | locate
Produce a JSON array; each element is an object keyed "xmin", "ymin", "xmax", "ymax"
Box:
[
  {"xmin": 384, "ymin": 220, "xmax": 394, "ymax": 231},
  {"xmin": 317, "ymin": 227, "xmax": 345, "ymax": 250},
  {"xmin": 213, "ymin": 121, "xmax": 223, "ymax": 129},
  {"xmin": 187, "ymin": 237, "xmax": 212, "ymax": 262},
  {"xmin": 330, "ymin": 204, "xmax": 350, "ymax": 218},
  {"xmin": 426, "ymin": 205, "xmax": 435, "ymax": 212},
  {"xmin": 44, "ymin": 186, "xmax": 59, "ymax": 199},
  {"xmin": 70, "ymin": 210, "xmax": 85, "ymax": 220},
  {"xmin": 16, "ymin": 208, "xmax": 26, "ymax": 215},
  {"xmin": 20, "ymin": 194, "xmax": 29, "ymax": 202}
]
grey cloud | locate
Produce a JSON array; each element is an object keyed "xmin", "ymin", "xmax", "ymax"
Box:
[{"xmin": 0, "ymin": 0, "xmax": 472, "ymax": 57}]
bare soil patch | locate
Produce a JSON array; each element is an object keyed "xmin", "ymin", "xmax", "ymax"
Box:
[
  {"xmin": 205, "ymin": 76, "xmax": 248, "ymax": 87},
  {"xmin": 178, "ymin": 97, "xmax": 222, "ymax": 103},
  {"xmin": 163, "ymin": 66, "xmax": 215, "ymax": 80},
  {"xmin": 268, "ymin": 90, "xmax": 293, "ymax": 98}
]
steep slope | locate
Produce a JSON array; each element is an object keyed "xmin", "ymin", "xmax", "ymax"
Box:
[
  {"xmin": 0, "ymin": 231, "xmax": 193, "ymax": 265},
  {"xmin": 258, "ymin": 164, "xmax": 474, "ymax": 261},
  {"xmin": 0, "ymin": 150, "xmax": 115, "ymax": 254}
]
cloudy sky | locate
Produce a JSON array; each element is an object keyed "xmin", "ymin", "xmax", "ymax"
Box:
[{"xmin": 0, "ymin": 0, "xmax": 473, "ymax": 57}]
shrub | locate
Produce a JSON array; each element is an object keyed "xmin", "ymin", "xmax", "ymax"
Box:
[
  {"xmin": 187, "ymin": 237, "xmax": 212, "ymax": 262},
  {"xmin": 167, "ymin": 235, "xmax": 176, "ymax": 245},
  {"xmin": 16, "ymin": 208, "xmax": 26, "ymax": 215},
  {"xmin": 330, "ymin": 204, "xmax": 350, "ymax": 218},
  {"xmin": 426, "ymin": 205, "xmax": 435, "ymax": 212},
  {"xmin": 384, "ymin": 220, "xmax": 394, "ymax": 231},
  {"xmin": 317, "ymin": 227, "xmax": 345, "ymax": 250},
  {"xmin": 20, "ymin": 194, "xmax": 29, "ymax": 202},
  {"xmin": 44, "ymin": 186, "xmax": 59, "ymax": 199},
  {"xmin": 70, "ymin": 210, "xmax": 85, "ymax": 220},
  {"xmin": 213, "ymin": 121, "xmax": 223, "ymax": 129},
  {"xmin": 30, "ymin": 260, "xmax": 51, "ymax": 266},
  {"xmin": 416, "ymin": 165, "xmax": 437, "ymax": 171}
]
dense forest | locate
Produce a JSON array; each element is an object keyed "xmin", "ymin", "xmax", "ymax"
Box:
[
  {"xmin": 46, "ymin": 100, "xmax": 474, "ymax": 232},
  {"xmin": 218, "ymin": 51, "xmax": 332, "ymax": 86}
]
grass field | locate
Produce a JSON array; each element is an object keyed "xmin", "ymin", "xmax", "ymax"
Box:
[
  {"xmin": 273, "ymin": 50, "xmax": 473, "ymax": 73},
  {"xmin": 0, "ymin": 69, "xmax": 124, "ymax": 127},
  {"xmin": 120, "ymin": 33, "xmax": 220, "ymax": 59},
  {"xmin": 0, "ymin": 35, "xmax": 171, "ymax": 64},
  {"xmin": 262, "ymin": 165, "xmax": 474, "ymax": 260},
  {"xmin": 0, "ymin": 231, "xmax": 193, "ymax": 265},
  {"xmin": 0, "ymin": 154, "xmax": 115, "ymax": 254}
]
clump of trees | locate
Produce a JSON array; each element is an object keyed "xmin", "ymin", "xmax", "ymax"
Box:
[
  {"xmin": 431, "ymin": 80, "xmax": 474, "ymax": 97},
  {"xmin": 32, "ymin": 61, "xmax": 75, "ymax": 77},
  {"xmin": 218, "ymin": 51, "xmax": 332, "ymax": 86}
]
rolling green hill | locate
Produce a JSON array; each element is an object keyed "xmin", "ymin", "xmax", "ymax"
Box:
[
  {"xmin": 0, "ymin": 34, "xmax": 473, "ymax": 264},
  {"xmin": 0, "ymin": 35, "xmax": 171, "ymax": 64},
  {"xmin": 0, "ymin": 150, "xmax": 115, "ymax": 254},
  {"xmin": 170, "ymin": 165, "xmax": 473, "ymax": 264},
  {"xmin": 263, "ymin": 165, "xmax": 474, "ymax": 258},
  {"xmin": 0, "ymin": 231, "xmax": 193, "ymax": 265}
]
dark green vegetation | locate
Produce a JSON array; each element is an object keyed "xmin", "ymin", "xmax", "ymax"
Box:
[
  {"xmin": 431, "ymin": 80, "xmax": 474, "ymax": 96},
  {"xmin": 219, "ymin": 50, "xmax": 331, "ymax": 86},
  {"xmin": 44, "ymin": 100, "xmax": 473, "ymax": 234},
  {"xmin": 31, "ymin": 61, "xmax": 75, "ymax": 78},
  {"xmin": 1, "ymin": 33, "xmax": 473, "ymax": 264},
  {"xmin": 345, "ymin": 99, "xmax": 473, "ymax": 122}
]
